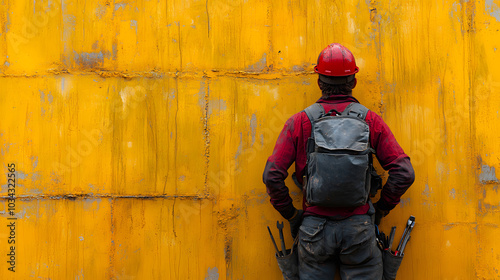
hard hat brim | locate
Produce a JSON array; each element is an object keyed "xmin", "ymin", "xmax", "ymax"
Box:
[{"xmin": 318, "ymin": 74, "xmax": 356, "ymax": 85}]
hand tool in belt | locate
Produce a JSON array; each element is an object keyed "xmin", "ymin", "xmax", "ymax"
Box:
[
  {"xmin": 267, "ymin": 226, "xmax": 282, "ymax": 257},
  {"xmin": 398, "ymin": 218, "xmax": 415, "ymax": 256},
  {"xmin": 399, "ymin": 236, "xmax": 411, "ymax": 256},
  {"xmin": 388, "ymin": 226, "xmax": 396, "ymax": 251},
  {"xmin": 396, "ymin": 216, "xmax": 414, "ymax": 252},
  {"xmin": 277, "ymin": 221, "xmax": 287, "ymax": 257},
  {"xmin": 375, "ymin": 225, "xmax": 387, "ymax": 250},
  {"xmin": 396, "ymin": 216, "xmax": 415, "ymax": 256}
]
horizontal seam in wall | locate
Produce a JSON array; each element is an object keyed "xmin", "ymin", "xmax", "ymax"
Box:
[
  {"xmin": 0, "ymin": 70, "xmax": 316, "ymax": 79},
  {"xmin": 0, "ymin": 194, "xmax": 213, "ymax": 201}
]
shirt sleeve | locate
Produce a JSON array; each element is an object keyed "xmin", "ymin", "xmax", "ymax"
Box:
[
  {"xmin": 262, "ymin": 114, "xmax": 300, "ymax": 219},
  {"xmin": 368, "ymin": 111, "xmax": 416, "ymax": 211}
]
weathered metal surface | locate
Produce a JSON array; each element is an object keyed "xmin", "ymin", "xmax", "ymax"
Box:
[{"xmin": 0, "ymin": 0, "xmax": 499, "ymax": 279}]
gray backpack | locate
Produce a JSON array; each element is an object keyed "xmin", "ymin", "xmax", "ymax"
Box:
[{"xmin": 303, "ymin": 102, "xmax": 375, "ymax": 207}]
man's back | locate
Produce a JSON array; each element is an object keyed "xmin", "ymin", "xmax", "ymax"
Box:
[
  {"xmin": 263, "ymin": 95, "xmax": 414, "ymax": 220},
  {"xmin": 262, "ymin": 43, "xmax": 415, "ymax": 279}
]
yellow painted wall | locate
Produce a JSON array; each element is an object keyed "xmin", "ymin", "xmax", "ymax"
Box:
[{"xmin": 0, "ymin": 0, "xmax": 499, "ymax": 279}]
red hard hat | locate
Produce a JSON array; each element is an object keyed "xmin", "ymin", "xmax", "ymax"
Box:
[{"xmin": 314, "ymin": 43, "xmax": 359, "ymax": 76}]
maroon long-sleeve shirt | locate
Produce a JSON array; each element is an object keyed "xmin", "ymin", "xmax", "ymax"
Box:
[{"xmin": 263, "ymin": 95, "xmax": 415, "ymax": 220}]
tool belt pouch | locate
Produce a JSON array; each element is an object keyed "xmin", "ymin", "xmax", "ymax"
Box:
[
  {"xmin": 382, "ymin": 250, "xmax": 403, "ymax": 280},
  {"xmin": 275, "ymin": 238, "xmax": 299, "ymax": 280}
]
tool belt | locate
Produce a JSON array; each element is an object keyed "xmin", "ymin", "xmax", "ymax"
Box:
[
  {"xmin": 382, "ymin": 250, "xmax": 403, "ymax": 280},
  {"xmin": 275, "ymin": 237, "xmax": 299, "ymax": 280},
  {"xmin": 375, "ymin": 216, "xmax": 416, "ymax": 280}
]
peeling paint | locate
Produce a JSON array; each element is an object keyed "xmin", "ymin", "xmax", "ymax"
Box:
[
  {"xmin": 234, "ymin": 132, "xmax": 243, "ymax": 160},
  {"xmin": 62, "ymin": 14, "xmax": 77, "ymax": 56},
  {"xmin": 16, "ymin": 171, "xmax": 28, "ymax": 180},
  {"xmin": 167, "ymin": 89, "xmax": 175, "ymax": 100},
  {"xmin": 485, "ymin": 0, "xmax": 500, "ymax": 22},
  {"xmin": 450, "ymin": 2, "xmax": 462, "ymax": 22},
  {"xmin": 444, "ymin": 223, "xmax": 456, "ymax": 231},
  {"xmin": 249, "ymin": 114, "xmax": 257, "ymax": 146},
  {"xmin": 4, "ymin": 12, "xmax": 10, "ymax": 32},
  {"xmin": 198, "ymin": 80, "xmax": 207, "ymax": 108},
  {"xmin": 60, "ymin": 77, "xmax": 66, "ymax": 94},
  {"xmin": 422, "ymin": 183, "xmax": 431, "ymax": 197},
  {"xmin": 208, "ymin": 99, "xmax": 227, "ymax": 115},
  {"xmin": 450, "ymin": 188, "xmax": 456, "ymax": 199},
  {"xmin": 399, "ymin": 197, "xmax": 410, "ymax": 207},
  {"xmin": 479, "ymin": 200, "xmax": 500, "ymax": 212},
  {"xmin": 114, "ymin": 3, "xmax": 129, "ymax": 12},
  {"xmin": 30, "ymin": 172, "xmax": 41, "ymax": 182},
  {"xmin": 247, "ymin": 53, "xmax": 267, "ymax": 72},
  {"xmin": 0, "ymin": 184, "xmax": 7, "ymax": 193},
  {"xmin": 112, "ymin": 41, "xmax": 118, "ymax": 59},
  {"xmin": 480, "ymin": 164, "xmax": 499, "ymax": 183},
  {"xmin": 130, "ymin": 20, "xmax": 138, "ymax": 34},
  {"xmin": 205, "ymin": 267, "xmax": 219, "ymax": 280},
  {"xmin": 1, "ymin": 142, "xmax": 13, "ymax": 156},
  {"xmin": 73, "ymin": 51, "xmax": 111, "ymax": 68}
]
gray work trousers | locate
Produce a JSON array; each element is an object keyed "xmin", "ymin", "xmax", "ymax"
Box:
[{"xmin": 298, "ymin": 215, "xmax": 383, "ymax": 280}]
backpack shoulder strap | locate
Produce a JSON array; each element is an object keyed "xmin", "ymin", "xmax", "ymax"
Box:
[
  {"xmin": 303, "ymin": 103, "xmax": 324, "ymax": 153},
  {"xmin": 342, "ymin": 102, "xmax": 375, "ymax": 153},
  {"xmin": 342, "ymin": 102, "xmax": 369, "ymax": 120},
  {"xmin": 304, "ymin": 103, "xmax": 325, "ymax": 137},
  {"xmin": 304, "ymin": 103, "xmax": 325, "ymax": 122}
]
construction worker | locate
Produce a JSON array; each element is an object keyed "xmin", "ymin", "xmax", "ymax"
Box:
[{"xmin": 263, "ymin": 43, "xmax": 415, "ymax": 279}]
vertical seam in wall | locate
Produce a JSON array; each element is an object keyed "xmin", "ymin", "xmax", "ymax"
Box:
[
  {"xmin": 109, "ymin": 197, "xmax": 116, "ymax": 279},
  {"xmin": 177, "ymin": 23, "xmax": 182, "ymax": 72},
  {"xmin": 172, "ymin": 77, "xmax": 180, "ymax": 239},
  {"xmin": 463, "ymin": 1, "xmax": 479, "ymax": 278},
  {"xmin": 203, "ymin": 78, "xmax": 211, "ymax": 195},
  {"xmin": 370, "ymin": 0, "xmax": 384, "ymax": 115},
  {"xmin": 1, "ymin": 1, "xmax": 8, "ymax": 64},
  {"xmin": 267, "ymin": 1, "xmax": 273, "ymax": 70}
]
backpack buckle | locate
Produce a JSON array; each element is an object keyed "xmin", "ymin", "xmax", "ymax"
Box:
[
  {"xmin": 326, "ymin": 109, "xmax": 341, "ymax": 116},
  {"xmin": 348, "ymin": 110, "xmax": 363, "ymax": 118}
]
